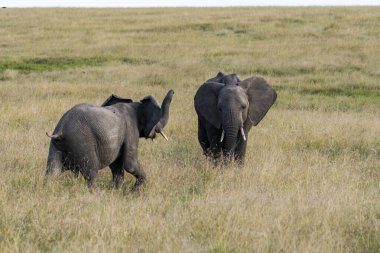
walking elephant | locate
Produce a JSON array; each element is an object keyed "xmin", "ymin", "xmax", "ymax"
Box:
[
  {"xmin": 45, "ymin": 90, "xmax": 174, "ymax": 191},
  {"xmin": 194, "ymin": 72, "xmax": 276, "ymax": 165}
]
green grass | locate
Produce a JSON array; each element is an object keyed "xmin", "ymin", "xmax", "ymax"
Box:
[
  {"xmin": 0, "ymin": 56, "xmax": 159, "ymax": 75},
  {"xmin": 0, "ymin": 56, "xmax": 109, "ymax": 73},
  {"xmin": 0, "ymin": 7, "xmax": 379, "ymax": 253}
]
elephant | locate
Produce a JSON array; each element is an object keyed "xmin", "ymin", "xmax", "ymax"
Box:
[
  {"xmin": 45, "ymin": 89, "xmax": 174, "ymax": 191},
  {"xmin": 194, "ymin": 72, "xmax": 277, "ymax": 165}
]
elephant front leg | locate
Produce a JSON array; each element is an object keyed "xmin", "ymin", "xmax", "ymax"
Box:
[
  {"xmin": 109, "ymin": 158, "xmax": 124, "ymax": 189},
  {"xmin": 206, "ymin": 126, "xmax": 223, "ymax": 165},
  {"xmin": 126, "ymin": 160, "xmax": 146, "ymax": 191},
  {"xmin": 234, "ymin": 141, "xmax": 247, "ymax": 166},
  {"xmin": 123, "ymin": 144, "xmax": 147, "ymax": 191},
  {"xmin": 234, "ymin": 128, "xmax": 249, "ymax": 166},
  {"xmin": 112, "ymin": 171, "xmax": 124, "ymax": 189},
  {"xmin": 198, "ymin": 117, "xmax": 210, "ymax": 155},
  {"xmin": 209, "ymin": 140, "xmax": 223, "ymax": 165}
]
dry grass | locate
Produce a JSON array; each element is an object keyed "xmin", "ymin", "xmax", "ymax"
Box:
[{"xmin": 0, "ymin": 7, "xmax": 379, "ymax": 253}]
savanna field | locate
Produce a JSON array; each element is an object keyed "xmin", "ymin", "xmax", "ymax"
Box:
[{"xmin": 0, "ymin": 7, "xmax": 379, "ymax": 252}]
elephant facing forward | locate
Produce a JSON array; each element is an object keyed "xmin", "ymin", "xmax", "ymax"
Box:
[
  {"xmin": 45, "ymin": 90, "xmax": 174, "ymax": 191},
  {"xmin": 194, "ymin": 72, "xmax": 276, "ymax": 165}
]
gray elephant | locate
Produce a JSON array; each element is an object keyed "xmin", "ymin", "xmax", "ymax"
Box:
[
  {"xmin": 194, "ymin": 72, "xmax": 276, "ymax": 165},
  {"xmin": 45, "ymin": 90, "xmax": 174, "ymax": 191}
]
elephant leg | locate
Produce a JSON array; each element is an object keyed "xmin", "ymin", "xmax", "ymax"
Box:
[
  {"xmin": 45, "ymin": 144, "xmax": 63, "ymax": 177},
  {"xmin": 77, "ymin": 155, "xmax": 100, "ymax": 192},
  {"xmin": 80, "ymin": 167, "xmax": 98, "ymax": 192},
  {"xmin": 129, "ymin": 161, "xmax": 146, "ymax": 191},
  {"xmin": 122, "ymin": 144, "xmax": 146, "ymax": 191},
  {"xmin": 71, "ymin": 167, "xmax": 81, "ymax": 178},
  {"xmin": 205, "ymin": 124, "xmax": 222, "ymax": 163},
  {"xmin": 234, "ymin": 128, "xmax": 249, "ymax": 166},
  {"xmin": 109, "ymin": 157, "xmax": 124, "ymax": 189},
  {"xmin": 234, "ymin": 139, "xmax": 247, "ymax": 166},
  {"xmin": 197, "ymin": 116, "xmax": 210, "ymax": 155}
]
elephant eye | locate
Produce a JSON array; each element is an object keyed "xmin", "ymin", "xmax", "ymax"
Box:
[{"xmin": 242, "ymin": 105, "xmax": 247, "ymax": 109}]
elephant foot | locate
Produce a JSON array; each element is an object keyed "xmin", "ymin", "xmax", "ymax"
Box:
[
  {"xmin": 88, "ymin": 184, "xmax": 99, "ymax": 193},
  {"xmin": 112, "ymin": 175, "xmax": 124, "ymax": 189},
  {"xmin": 71, "ymin": 168, "xmax": 81, "ymax": 178},
  {"xmin": 86, "ymin": 174, "xmax": 99, "ymax": 193},
  {"xmin": 235, "ymin": 159, "xmax": 245, "ymax": 168},
  {"xmin": 112, "ymin": 181, "xmax": 123, "ymax": 190},
  {"xmin": 131, "ymin": 177, "xmax": 146, "ymax": 192}
]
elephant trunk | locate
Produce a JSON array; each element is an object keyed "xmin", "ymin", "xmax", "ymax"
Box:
[
  {"xmin": 223, "ymin": 125, "xmax": 239, "ymax": 159},
  {"xmin": 222, "ymin": 108, "xmax": 240, "ymax": 160},
  {"xmin": 155, "ymin": 90, "xmax": 174, "ymax": 133}
]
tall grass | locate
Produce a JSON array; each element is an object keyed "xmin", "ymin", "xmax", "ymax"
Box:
[{"xmin": 0, "ymin": 7, "xmax": 379, "ymax": 252}]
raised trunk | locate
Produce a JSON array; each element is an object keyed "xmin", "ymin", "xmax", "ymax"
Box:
[{"xmin": 156, "ymin": 90, "xmax": 174, "ymax": 132}]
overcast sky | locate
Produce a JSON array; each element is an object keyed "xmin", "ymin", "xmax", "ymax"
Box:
[{"xmin": 2, "ymin": 0, "xmax": 380, "ymax": 7}]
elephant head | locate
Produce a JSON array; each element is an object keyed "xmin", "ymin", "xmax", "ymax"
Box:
[
  {"xmin": 194, "ymin": 76, "xmax": 277, "ymax": 158},
  {"xmin": 102, "ymin": 90, "xmax": 174, "ymax": 140},
  {"xmin": 206, "ymin": 71, "xmax": 241, "ymax": 85}
]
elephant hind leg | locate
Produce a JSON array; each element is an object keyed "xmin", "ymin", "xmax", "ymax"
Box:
[
  {"xmin": 80, "ymin": 168, "xmax": 98, "ymax": 192},
  {"xmin": 109, "ymin": 157, "xmax": 124, "ymax": 189},
  {"xmin": 45, "ymin": 144, "xmax": 64, "ymax": 177},
  {"xmin": 77, "ymin": 155, "xmax": 100, "ymax": 192}
]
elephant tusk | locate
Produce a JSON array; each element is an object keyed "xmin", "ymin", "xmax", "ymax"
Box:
[
  {"xmin": 46, "ymin": 132, "xmax": 62, "ymax": 141},
  {"xmin": 159, "ymin": 131, "xmax": 169, "ymax": 141},
  {"xmin": 220, "ymin": 130, "xmax": 225, "ymax": 143},
  {"xmin": 240, "ymin": 128, "xmax": 246, "ymax": 141}
]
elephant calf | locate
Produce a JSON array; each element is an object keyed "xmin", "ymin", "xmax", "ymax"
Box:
[
  {"xmin": 45, "ymin": 90, "xmax": 174, "ymax": 191},
  {"xmin": 194, "ymin": 72, "xmax": 277, "ymax": 165}
]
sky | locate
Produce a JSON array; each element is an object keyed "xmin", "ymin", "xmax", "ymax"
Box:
[{"xmin": 2, "ymin": 0, "xmax": 380, "ymax": 7}]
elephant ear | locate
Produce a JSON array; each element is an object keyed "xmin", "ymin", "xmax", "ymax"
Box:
[
  {"xmin": 101, "ymin": 94, "xmax": 133, "ymax": 106},
  {"xmin": 239, "ymin": 76, "xmax": 277, "ymax": 126},
  {"xmin": 194, "ymin": 81, "xmax": 224, "ymax": 129},
  {"xmin": 140, "ymin": 95, "xmax": 162, "ymax": 138}
]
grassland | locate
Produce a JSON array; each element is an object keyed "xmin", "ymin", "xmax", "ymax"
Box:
[{"xmin": 0, "ymin": 7, "xmax": 379, "ymax": 253}]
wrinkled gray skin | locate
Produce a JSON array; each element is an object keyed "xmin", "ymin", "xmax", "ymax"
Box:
[
  {"xmin": 45, "ymin": 90, "xmax": 174, "ymax": 191},
  {"xmin": 194, "ymin": 72, "xmax": 277, "ymax": 165}
]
